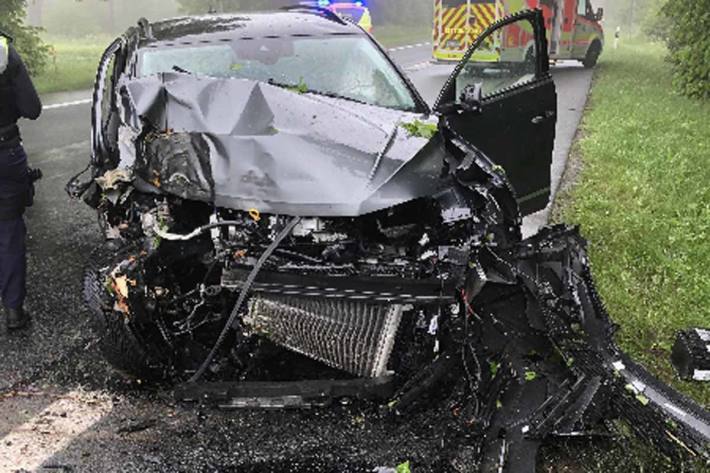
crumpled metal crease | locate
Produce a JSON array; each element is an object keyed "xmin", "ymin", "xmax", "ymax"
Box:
[{"xmin": 118, "ymin": 72, "xmax": 444, "ymax": 216}]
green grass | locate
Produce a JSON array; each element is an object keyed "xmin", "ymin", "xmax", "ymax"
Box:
[
  {"xmin": 555, "ymin": 39, "xmax": 710, "ymax": 407},
  {"xmin": 373, "ymin": 24, "xmax": 432, "ymax": 48},
  {"xmin": 33, "ymin": 36, "xmax": 111, "ymax": 95}
]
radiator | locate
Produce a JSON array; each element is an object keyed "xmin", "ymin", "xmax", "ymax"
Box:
[{"xmin": 244, "ymin": 296, "xmax": 404, "ymax": 378}]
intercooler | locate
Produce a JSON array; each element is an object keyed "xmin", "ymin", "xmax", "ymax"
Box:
[{"xmin": 244, "ymin": 296, "xmax": 404, "ymax": 378}]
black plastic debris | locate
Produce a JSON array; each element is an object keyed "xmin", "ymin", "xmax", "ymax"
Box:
[{"xmin": 672, "ymin": 329, "xmax": 710, "ymax": 382}]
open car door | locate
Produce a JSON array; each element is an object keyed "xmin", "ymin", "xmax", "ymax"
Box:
[{"xmin": 434, "ymin": 10, "xmax": 556, "ymax": 215}]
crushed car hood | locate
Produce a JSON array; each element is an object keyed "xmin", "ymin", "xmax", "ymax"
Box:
[{"xmin": 118, "ymin": 73, "xmax": 445, "ymax": 216}]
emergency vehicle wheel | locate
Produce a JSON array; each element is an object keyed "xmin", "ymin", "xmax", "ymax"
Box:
[{"xmin": 582, "ymin": 41, "xmax": 601, "ymax": 69}]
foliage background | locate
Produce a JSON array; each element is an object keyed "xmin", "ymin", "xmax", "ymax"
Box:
[
  {"xmin": 659, "ymin": 0, "xmax": 709, "ymax": 99},
  {"xmin": 0, "ymin": 0, "xmax": 50, "ymax": 75}
]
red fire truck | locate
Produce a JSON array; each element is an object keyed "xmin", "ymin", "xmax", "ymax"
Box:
[{"xmin": 433, "ymin": 0, "xmax": 604, "ymax": 67}]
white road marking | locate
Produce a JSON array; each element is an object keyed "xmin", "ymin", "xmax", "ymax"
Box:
[
  {"xmin": 404, "ymin": 61, "xmax": 433, "ymax": 72},
  {"xmin": 388, "ymin": 41, "xmax": 431, "ymax": 53},
  {"xmin": 43, "ymin": 98, "xmax": 92, "ymax": 110},
  {"xmin": 0, "ymin": 390, "xmax": 112, "ymax": 471}
]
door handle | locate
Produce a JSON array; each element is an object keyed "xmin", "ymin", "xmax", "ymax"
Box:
[{"xmin": 532, "ymin": 111, "xmax": 556, "ymax": 124}]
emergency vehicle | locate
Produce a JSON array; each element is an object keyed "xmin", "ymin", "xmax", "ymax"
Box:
[
  {"xmin": 318, "ymin": 1, "xmax": 373, "ymax": 32},
  {"xmin": 433, "ymin": 0, "xmax": 604, "ymax": 67}
]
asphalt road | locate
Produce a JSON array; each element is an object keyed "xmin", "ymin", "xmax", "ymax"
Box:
[{"xmin": 0, "ymin": 43, "xmax": 593, "ymax": 472}]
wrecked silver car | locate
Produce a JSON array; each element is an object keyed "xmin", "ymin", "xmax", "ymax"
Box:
[{"xmin": 67, "ymin": 7, "xmax": 709, "ymax": 471}]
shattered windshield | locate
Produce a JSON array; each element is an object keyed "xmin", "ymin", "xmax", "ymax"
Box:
[{"xmin": 138, "ymin": 35, "xmax": 417, "ymax": 111}]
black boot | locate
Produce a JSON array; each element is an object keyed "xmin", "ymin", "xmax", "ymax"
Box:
[{"xmin": 6, "ymin": 307, "xmax": 29, "ymax": 330}]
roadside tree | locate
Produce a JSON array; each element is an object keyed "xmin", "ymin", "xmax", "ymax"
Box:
[
  {"xmin": 660, "ymin": 0, "xmax": 709, "ymax": 99},
  {"xmin": 0, "ymin": 0, "xmax": 49, "ymax": 75}
]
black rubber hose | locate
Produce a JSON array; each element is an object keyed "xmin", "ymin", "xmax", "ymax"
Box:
[{"xmin": 188, "ymin": 216, "xmax": 301, "ymax": 383}]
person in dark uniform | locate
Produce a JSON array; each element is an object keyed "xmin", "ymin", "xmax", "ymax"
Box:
[{"xmin": 0, "ymin": 31, "xmax": 42, "ymax": 330}]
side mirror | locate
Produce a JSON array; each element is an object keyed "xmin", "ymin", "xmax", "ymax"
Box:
[
  {"xmin": 436, "ymin": 101, "xmax": 461, "ymax": 115},
  {"xmin": 596, "ymin": 8, "xmax": 604, "ymax": 21},
  {"xmin": 459, "ymin": 83, "xmax": 483, "ymax": 113},
  {"xmin": 435, "ymin": 83, "xmax": 484, "ymax": 115}
]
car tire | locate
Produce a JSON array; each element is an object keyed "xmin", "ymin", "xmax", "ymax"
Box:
[
  {"xmin": 84, "ymin": 243, "xmax": 168, "ymax": 380},
  {"xmin": 582, "ymin": 41, "xmax": 601, "ymax": 69}
]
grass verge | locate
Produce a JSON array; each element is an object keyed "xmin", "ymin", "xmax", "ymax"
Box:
[
  {"xmin": 33, "ymin": 36, "xmax": 110, "ymax": 95},
  {"xmin": 539, "ymin": 37, "xmax": 708, "ymax": 473},
  {"xmin": 553, "ymin": 38, "xmax": 709, "ymax": 407}
]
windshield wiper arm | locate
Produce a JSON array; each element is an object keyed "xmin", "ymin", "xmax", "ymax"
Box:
[
  {"xmin": 311, "ymin": 90, "xmax": 369, "ymax": 106},
  {"xmin": 267, "ymin": 79, "xmax": 370, "ymax": 107}
]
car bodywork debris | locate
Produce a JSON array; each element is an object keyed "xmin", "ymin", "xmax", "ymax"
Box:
[
  {"xmin": 175, "ymin": 378, "xmax": 395, "ymax": 409},
  {"xmin": 672, "ymin": 329, "xmax": 710, "ymax": 382}
]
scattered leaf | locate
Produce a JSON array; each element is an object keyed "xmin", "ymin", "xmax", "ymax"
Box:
[
  {"xmin": 401, "ymin": 120, "xmax": 438, "ymax": 139},
  {"xmin": 489, "ymin": 361, "xmax": 500, "ymax": 378},
  {"xmin": 396, "ymin": 461, "xmax": 411, "ymax": 473},
  {"xmin": 286, "ymin": 77, "xmax": 309, "ymax": 94},
  {"xmin": 524, "ymin": 371, "xmax": 538, "ymax": 382}
]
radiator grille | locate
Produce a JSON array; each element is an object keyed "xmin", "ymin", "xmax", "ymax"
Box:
[{"xmin": 245, "ymin": 296, "xmax": 404, "ymax": 378}]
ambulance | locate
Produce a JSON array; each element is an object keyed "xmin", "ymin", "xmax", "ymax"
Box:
[{"xmin": 433, "ymin": 0, "xmax": 604, "ymax": 67}]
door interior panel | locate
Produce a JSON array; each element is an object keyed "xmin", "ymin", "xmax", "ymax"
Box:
[{"xmin": 434, "ymin": 10, "xmax": 557, "ymax": 215}]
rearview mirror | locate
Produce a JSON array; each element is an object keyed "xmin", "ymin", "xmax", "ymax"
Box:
[{"xmin": 596, "ymin": 7, "xmax": 604, "ymax": 21}]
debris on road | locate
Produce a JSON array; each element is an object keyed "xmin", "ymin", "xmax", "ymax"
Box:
[{"xmin": 116, "ymin": 418, "xmax": 158, "ymax": 435}]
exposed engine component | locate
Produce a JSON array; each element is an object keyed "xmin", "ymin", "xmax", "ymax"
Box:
[{"xmin": 245, "ymin": 296, "xmax": 405, "ymax": 378}]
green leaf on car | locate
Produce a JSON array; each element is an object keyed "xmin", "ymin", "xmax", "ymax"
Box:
[
  {"xmin": 286, "ymin": 77, "xmax": 309, "ymax": 94},
  {"xmin": 401, "ymin": 120, "xmax": 438, "ymax": 139},
  {"xmin": 396, "ymin": 461, "xmax": 411, "ymax": 473},
  {"xmin": 524, "ymin": 371, "xmax": 538, "ymax": 382}
]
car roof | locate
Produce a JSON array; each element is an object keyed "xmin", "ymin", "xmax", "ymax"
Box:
[{"xmin": 144, "ymin": 10, "xmax": 362, "ymax": 46}]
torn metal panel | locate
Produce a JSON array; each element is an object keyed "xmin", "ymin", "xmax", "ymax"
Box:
[
  {"xmin": 120, "ymin": 73, "xmax": 443, "ymax": 216},
  {"xmin": 139, "ymin": 131, "xmax": 214, "ymax": 201}
]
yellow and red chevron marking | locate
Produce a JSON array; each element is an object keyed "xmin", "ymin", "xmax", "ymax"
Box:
[
  {"xmin": 470, "ymin": 3, "xmax": 497, "ymax": 31},
  {"xmin": 433, "ymin": 0, "xmax": 442, "ymax": 43},
  {"xmin": 438, "ymin": 4, "xmax": 469, "ymax": 51}
]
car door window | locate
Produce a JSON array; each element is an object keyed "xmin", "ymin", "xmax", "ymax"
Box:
[{"xmin": 453, "ymin": 16, "xmax": 540, "ymax": 102}]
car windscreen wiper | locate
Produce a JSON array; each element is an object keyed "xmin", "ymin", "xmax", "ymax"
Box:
[{"xmin": 267, "ymin": 78, "xmax": 370, "ymax": 107}]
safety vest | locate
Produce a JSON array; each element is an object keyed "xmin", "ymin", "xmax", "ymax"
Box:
[{"xmin": 0, "ymin": 36, "xmax": 8, "ymax": 75}]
